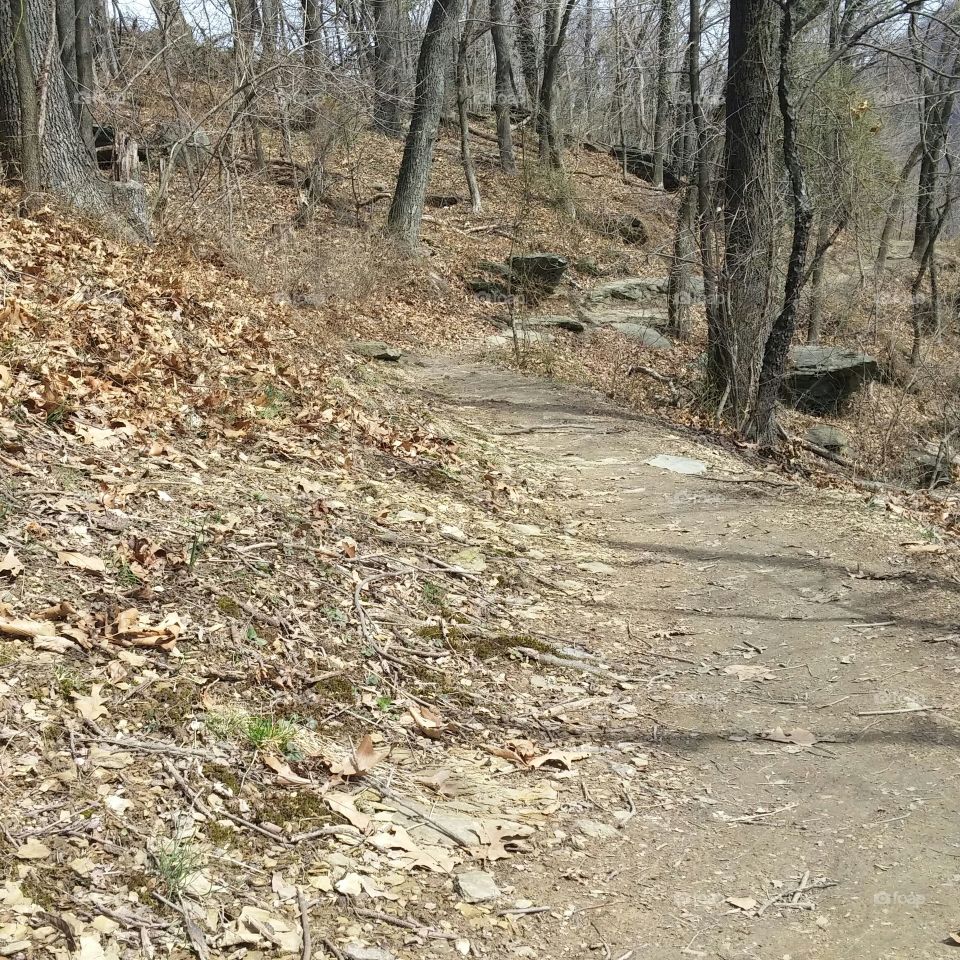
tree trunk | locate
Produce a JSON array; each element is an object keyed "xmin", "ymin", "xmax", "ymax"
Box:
[
  {"xmin": 513, "ymin": 0, "xmax": 539, "ymax": 111},
  {"xmin": 75, "ymin": 0, "xmax": 94, "ymax": 153},
  {"xmin": 371, "ymin": 0, "xmax": 403, "ymax": 136},
  {"xmin": 149, "ymin": 0, "xmax": 193, "ymax": 46},
  {"xmin": 876, "ymin": 141, "xmax": 922, "ymax": 273},
  {"xmin": 688, "ymin": 0, "xmax": 719, "ymax": 353},
  {"xmin": 537, "ymin": 0, "xmax": 575, "ymax": 168},
  {"xmin": 303, "ymin": 0, "xmax": 324, "ymax": 124},
  {"xmin": 490, "ymin": 0, "xmax": 516, "ymax": 172},
  {"xmin": 56, "ymin": 0, "xmax": 79, "ymax": 122},
  {"xmin": 1, "ymin": 0, "xmax": 149, "ymax": 234},
  {"xmin": 456, "ymin": 16, "xmax": 481, "ymax": 211},
  {"xmin": 386, "ymin": 0, "xmax": 464, "ymax": 249},
  {"xmin": 747, "ymin": 0, "xmax": 811, "ymax": 445},
  {"xmin": 651, "ymin": 0, "xmax": 674, "ymax": 188},
  {"xmin": 712, "ymin": 0, "xmax": 779, "ymax": 424}
]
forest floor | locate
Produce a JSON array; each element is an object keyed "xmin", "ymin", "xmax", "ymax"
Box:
[{"xmin": 1, "ymin": 148, "xmax": 960, "ymax": 959}]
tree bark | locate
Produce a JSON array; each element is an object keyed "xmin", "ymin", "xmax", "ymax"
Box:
[
  {"xmin": 371, "ymin": 0, "xmax": 403, "ymax": 136},
  {"xmin": 513, "ymin": 0, "xmax": 539, "ymax": 111},
  {"xmin": 747, "ymin": 0, "xmax": 812, "ymax": 445},
  {"xmin": 1, "ymin": 0, "xmax": 149, "ymax": 234},
  {"xmin": 456, "ymin": 13, "xmax": 481, "ymax": 211},
  {"xmin": 56, "ymin": 0, "xmax": 79, "ymax": 122},
  {"xmin": 651, "ymin": 0, "xmax": 674, "ymax": 188},
  {"xmin": 490, "ymin": 0, "xmax": 516, "ymax": 172},
  {"xmin": 75, "ymin": 0, "xmax": 94, "ymax": 152},
  {"xmin": 386, "ymin": 0, "xmax": 464, "ymax": 249},
  {"xmin": 537, "ymin": 0, "xmax": 575, "ymax": 167},
  {"xmin": 712, "ymin": 0, "xmax": 779, "ymax": 424}
]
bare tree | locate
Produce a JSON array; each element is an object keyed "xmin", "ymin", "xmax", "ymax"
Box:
[
  {"xmin": 712, "ymin": 0, "xmax": 779, "ymax": 422},
  {"xmin": 386, "ymin": 0, "xmax": 464, "ymax": 248},
  {"xmin": 490, "ymin": 0, "xmax": 516, "ymax": 171},
  {"xmin": 537, "ymin": 0, "xmax": 576, "ymax": 166},
  {"xmin": 651, "ymin": 0, "xmax": 674, "ymax": 188}
]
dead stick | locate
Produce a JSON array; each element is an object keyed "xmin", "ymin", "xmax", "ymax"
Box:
[{"xmin": 297, "ymin": 888, "xmax": 312, "ymax": 960}]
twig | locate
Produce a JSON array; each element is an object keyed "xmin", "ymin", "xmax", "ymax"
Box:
[
  {"xmin": 757, "ymin": 878, "xmax": 836, "ymax": 916},
  {"xmin": 321, "ymin": 938, "xmax": 346, "ymax": 960},
  {"xmin": 856, "ymin": 705, "xmax": 933, "ymax": 717},
  {"xmin": 297, "ymin": 888, "xmax": 312, "ymax": 960},
  {"xmin": 352, "ymin": 908, "xmax": 457, "ymax": 940},
  {"xmin": 162, "ymin": 759, "xmax": 287, "ymax": 845}
]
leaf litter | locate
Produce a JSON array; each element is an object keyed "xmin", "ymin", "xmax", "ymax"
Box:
[{"xmin": 0, "ymin": 188, "xmax": 690, "ymax": 960}]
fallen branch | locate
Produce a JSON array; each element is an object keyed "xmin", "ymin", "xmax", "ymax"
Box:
[{"xmin": 514, "ymin": 646, "xmax": 619, "ymax": 679}]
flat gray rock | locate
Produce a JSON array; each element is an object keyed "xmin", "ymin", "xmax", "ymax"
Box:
[
  {"xmin": 587, "ymin": 277, "xmax": 668, "ymax": 303},
  {"xmin": 610, "ymin": 323, "xmax": 672, "ymax": 351},
  {"xmin": 575, "ymin": 819, "xmax": 620, "ymax": 840},
  {"xmin": 783, "ymin": 345, "xmax": 879, "ymax": 415},
  {"xmin": 805, "ymin": 425, "xmax": 850, "ymax": 454},
  {"xmin": 645, "ymin": 454, "xmax": 707, "ymax": 475},
  {"xmin": 351, "ymin": 340, "xmax": 402, "ymax": 362},
  {"xmin": 457, "ymin": 870, "xmax": 501, "ymax": 903},
  {"xmin": 524, "ymin": 315, "xmax": 586, "ymax": 332}
]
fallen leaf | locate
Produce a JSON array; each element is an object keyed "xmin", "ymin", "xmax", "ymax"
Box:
[
  {"xmin": 57, "ymin": 551, "xmax": 106, "ymax": 573},
  {"xmin": 529, "ymin": 747, "xmax": 593, "ymax": 770},
  {"xmin": 73, "ymin": 684, "xmax": 109, "ymax": 722},
  {"xmin": 326, "ymin": 734, "xmax": 389, "ymax": 778},
  {"xmin": 16, "ymin": 840, "xmax": 51, "ymax": 860},
  {"xmin": 0, "ymin": 617, "xmax": 55, "ymax": 639},
  {"xmin": 724, "ymin": 664, "xmax": 776, "ymax": 682},
  {"xmin": 0, "ymin": 548, "xmax": 23, "ymax": 578},
  {"xmin": 325, "ymin": 791, "xmax": 371, "ymax": 830},
  {"xmin": 263, "ymin": 754, "xmax": 312, "ymax": 787},
  {"xmin": 407, "ymin": 703, "xmax": 444, "ymax": 738},
  {"xmin": 726, "ymin": 896, "xmax": 758, "ymax": 912}
]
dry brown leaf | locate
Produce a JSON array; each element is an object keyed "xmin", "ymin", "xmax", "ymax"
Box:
[
  {"xmin": 73, "ymin": 684, "xmax": 109, "ymax": 722},
  {"xmin": 263, "ymin": 754, "xmax": 312, "ymax": 787},
  {"xmin": 57, "ymin": 551, "xmax": 106, "ymax": 573},
  {"xmin": 325, "ymin": 791, "xmax": 371, "ymax": 830},
  {"xmin": 407, "ymin": 703, "xmax": 444, "ymax": 738},
  {"xmin": 326, "ymin": 734, "xmax": 389, "ymax": 778}
]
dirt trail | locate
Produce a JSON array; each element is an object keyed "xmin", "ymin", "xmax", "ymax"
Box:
[{"xmin": 410, "ymin": 354, "xmax": 960, "ymax": 960}]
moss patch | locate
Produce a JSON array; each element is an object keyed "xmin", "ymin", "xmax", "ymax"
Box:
[{"xmin": 263, "ymin": 790, "xmax": 332, "ymax": 828}]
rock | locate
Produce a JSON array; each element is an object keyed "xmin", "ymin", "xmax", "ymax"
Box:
[
  {"xmin": 587, "ymin": 277, "xmax": 667, "ymax": 303},
  {"xmin": 575, "ymin": 819, "xmax": 620, "ymax": 840},
  {"xmin": 610, "ymin": 323, "xmax": 672, "ymax": 351},
  {"xmin": 468, "ymin": 278, "xmax": 512, "ymax": 300},
  {"xmin": 351, "ymin": 340, "xmax": 402, "ymax": 361},
  {"xmin": 583, "ymin": 212, "xmax": 648, "ymax": 245},
  {"xmin": 524, "ymin": 314, "xmax": 586, "ymax": 333},
  {"xmin": 343, "ymin": 947, "xmax": 396, "ymax": 960},
  {"xmin": 805, "ymin": 425, "xmax": 850, "ymax": 455},
  {"xmin": 457, "ymin": 871, "xmax": 501, "ymax": 903},
  {"xmin": 609, "ymin": 146, "xmax": 685, "ymax": 191},
  {"xmin": 782, "ymin": 345, "xmax": 879, "ymax": 415},
  {"xmin": 645, "ymin": 454, "xmax": 707, "ymax": 475},
  {"xmin": 587, "ymin": 307, "xmax": 669, "ymax": 327},
  {"xmin": 486, "ymin": 331, "xmax": 554, "ymax": 348},
  {"xmin": 508, "ymin": 253, "xmax": 568, "ymax": 293}
]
